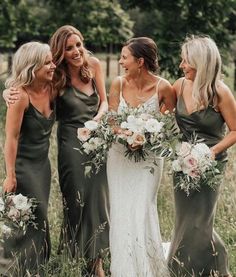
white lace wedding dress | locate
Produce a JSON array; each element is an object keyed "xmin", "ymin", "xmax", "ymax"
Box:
[{"xmin": 107, "ymin": 78, "xmax": 170, "ymax": 277}]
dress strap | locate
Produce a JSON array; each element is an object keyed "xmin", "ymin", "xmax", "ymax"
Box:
[
  {"xmin": 22, "ymin": 87, "xmax": 31, "ymax": 107},
  {"xmin": 155, "ymin": 77, "xmax": 162, "ymax": 94}
]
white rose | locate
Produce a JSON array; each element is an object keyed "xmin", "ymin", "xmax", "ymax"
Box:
[
  {"xmin": 126, "ymin": 117, "xmax": 145, "ymax": 133},
  {"xmin": 77, "ymin": 127, "xmax": 91, "ymax": 142},
  {"xmin": 83, "ymin": 142, "xmax": 94, "ymax": 154},
  {"xmin": 172, "ymin": 160, "xmax": 182, "ymax": 172},
  {"xmin": 120, "ymin": 122, "xmax": 128, "ymax": 129},
  {"xmin": 145, "ymin": 118, "xmax": 163, "ymax": 133},
  {"xmin": 176, "ymin": 142, "xmax": 192, "ymax": 157},
  {"xmin": 12, "ymin": 194, "xmax": 29, "ymax": 210},
  {"xmin": 126, "ymin": 115, "xmax": 136, "ymax": 123},
  {"xmin": 1, "ymin": 224, "xmax": 12, "ymax": 236},
  {"xmin": 192, "ymin": 143, "xmax": 211, "ymax": 159},
  {"xmin": 84, "ymin": 120, "xmax": 99, "ymax": 131}
]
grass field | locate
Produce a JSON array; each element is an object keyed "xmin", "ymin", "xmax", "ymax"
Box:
[{"xmin": 0, "ymin": 60, "xmax": 235, "ymax": 276}]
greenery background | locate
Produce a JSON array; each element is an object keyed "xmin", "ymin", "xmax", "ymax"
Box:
[{"xmin": 0, "ymin": 0, "xmax": 236, "ymax": 276}]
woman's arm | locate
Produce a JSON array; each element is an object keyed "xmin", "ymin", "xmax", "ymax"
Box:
[
  {"xmin": 211, "ymin": 81, "xmax": 236, "ymax": 156},
  {"xmin": 108, "ymin": 76, "xmax": 121, "ymax": 112},
  {"xmin": 158, "ymin": 78, "xmax": 176, "ymax": 113},
  {"xmin": 3, "ymin": 90, "xmax": 28, "ymax": 193},
  {"xmin": 89, "ymin": 57, "xmax": 108, "ymax": 121}
]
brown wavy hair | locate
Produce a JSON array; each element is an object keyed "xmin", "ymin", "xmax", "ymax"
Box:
[{"xmin": 49, "ymin": 25, "xmax": 92, "ymax": 94}]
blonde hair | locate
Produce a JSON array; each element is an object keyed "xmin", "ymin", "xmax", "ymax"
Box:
[
  {"xmin": 181, "ymin": 35, "xmax": 222, "ymax": 108},
  {"xmin": 49, "ymin": 25, "xmax": 92, "ymax": 93},
  {"xmin": 5, "ymin": 42, "xmax": 51, "ymax": 89}
]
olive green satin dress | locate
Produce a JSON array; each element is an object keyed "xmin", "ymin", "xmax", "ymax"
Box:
[
  {"xmin": 168, "ymin": 90, "xmax": 230, "ymax": 277},
  {"xmin": 4, "ymin": 102, "xmax": 55, "ymax": 276},
  {"xmin": 56, "ymin": 83, "xmax": 109, "ymax": 260}
]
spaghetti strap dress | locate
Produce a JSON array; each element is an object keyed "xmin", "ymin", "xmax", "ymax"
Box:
[
  {"xmin": 3, "ymin": 100, "xmax": 55, "ymax": 276},
  {"xmin": 167, "ymin": 79, "xmax": 230, "ymax": 277},
  {"xmin": 56, "ymin": 81, "xmax": 109, "ymax": 261}
]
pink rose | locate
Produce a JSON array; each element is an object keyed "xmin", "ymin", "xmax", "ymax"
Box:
[{"xmin": 77, "ymin": 128, "xmax": 91, "ymax": 142}]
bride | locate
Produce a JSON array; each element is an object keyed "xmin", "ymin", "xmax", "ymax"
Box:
[{"xmin": 107, "ymin": 37, "xmax": 176, "ymax": 277}]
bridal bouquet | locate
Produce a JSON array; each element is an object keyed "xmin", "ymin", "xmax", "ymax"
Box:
[
  {"xmin": 77, "ymin": 113, "xmax": 114, "ymax": 176},
  {"xmin": 172, "ymin": 139, "xmax": 223, "ymax": 195},
  {"xmin": 0, "ymin": 193, "xmax": 37, "ymax": 238},
  {"xmin": 111, "ymin": 106, "xmax": 179, "ymax": 164}
]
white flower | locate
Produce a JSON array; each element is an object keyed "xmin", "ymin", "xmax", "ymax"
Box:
[
  {"xmin": 77, "ymin": 127, "xmax": 91, "ymax": 142},
  {"xmin": 83, "ymin": 137, "xmax": 104, "ymax": 154},
  {"xmin": 12, "ymin": 194, "xmax": 29, "ymax": 210},
  {"xmin": 84, "ymin": 120, "xmax": 99, "ymax": 131},
  {"xmin": 139, "ymin": 113, "xmax": 152, "ymax": 121},
  {"xmin": 83, "ymin": 142, "xmax": 94, "ymax": 154},
  {"xmin": 120, "ymin": 121, "xmax": 128, "ymax": 129},
  {"xmin": 0, "ymin": 197, "xmax": 5, "ymax": 212},
  {"xmin": 145, "ymin": 118, "xmax": 163, "ymax": 133},
  {"xmin": 125, "ymin": 116, "xmax": 145, "ymax": 133},
  {"xmin": 91, "ymin": 137, "xmax": 104, "ymax": 147},
  {"xmin": 176, "ymin": 142, "xmax": 192, "ymax": 157},
  {"xmin": 7, "ymin": 206, "xmax": 21, "ymax": 220},
  {"xmin": 192, "ymin": 143, "xmax": 211, "ymax": 159},
  {"xmin": 1, "ymin": 224, "xmax": 12, "ymax": 235},
  {"xmin": 172, "ymin": 160, "xmax": 182, "ymax": 172}
]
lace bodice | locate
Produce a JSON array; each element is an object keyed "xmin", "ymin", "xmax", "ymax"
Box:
[{"xmin": 117, "ymin": 76, "xmax": 161, "ymax": 114}]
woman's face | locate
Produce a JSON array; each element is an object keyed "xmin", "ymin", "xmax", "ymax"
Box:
[
  {"xmin": 35, "ymin": 52, "xmax": 56, "ymax": 82},
  {"xmin": 179, "ymin": 55, "xmax": 196, "ymax": 81},
  {"xmin": 64, "ymin": 34, "xmax": 84, "ymax": 68},
  {"xmin": 119, "ymin": 46, "xmax": 139, "ymax": 76}
]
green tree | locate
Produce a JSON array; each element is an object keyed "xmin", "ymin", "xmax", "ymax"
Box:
[
  {"xmin": 44, "ymin": 0, "xmax": 134, "ymax": 50},
  {"xmin": 0, "ymin": 0, "xmax": 133, "ymax": 52},
  {"xmin": 119, "ymin": 0, "xmax": 236, "ymax": 77},
  {"xmin": 0, "ymin": 0, "xmax": 52, "ymax": 50},
  {"xmin": 0, "ymin": 0, "xmax": 19, "ymax": 49}
]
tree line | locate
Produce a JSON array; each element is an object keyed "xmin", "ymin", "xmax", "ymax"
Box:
[{"xmin": 1, "ymin": 0, "xmax": 236, "ymax": 79}]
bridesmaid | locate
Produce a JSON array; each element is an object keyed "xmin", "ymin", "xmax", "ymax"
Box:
[
  {"xmin": 3, "ymin": 42, "xmax": 56, "ymax": 276},
  {"xmin": 49, "ymin": 25, "xmax": 109, "ymax": 276},
  {"xmin": 3, "ymin": 25, "xmax": 109, "ymax": 276},
  {"xmin": 168, "ymin": 35, "xmax": 236, "ymax": 277}
]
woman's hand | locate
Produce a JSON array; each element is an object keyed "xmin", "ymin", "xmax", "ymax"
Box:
[
  {"xmin": 3, "ymin": 176, "xmax": 17, "ymax": 193},
  {"xmin": 3, "ymin": 87, "xmax": 20, "ymax": 107},
  {"xmin": 93, "ymin": 113, "xmax": 103, "ymax": 122}
]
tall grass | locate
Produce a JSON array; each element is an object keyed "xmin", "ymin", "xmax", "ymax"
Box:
[{"xmin": 0, "ymin": 67, "xmax": 236, "ymax": 276}]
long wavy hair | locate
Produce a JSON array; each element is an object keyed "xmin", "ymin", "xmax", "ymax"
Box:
[
  {"xmin": 5, "ymin": 42, "xmax": 51, "ymax": 89},
  {"xmin": 49, "ymin": 25, "xmax": 92, "ymax": 94},
  {"xmin": 181, "ymin": 35, "xmax": 222, "ymax": 108}
]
